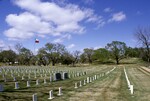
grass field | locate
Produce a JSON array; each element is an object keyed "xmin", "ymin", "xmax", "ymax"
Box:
[{"xmin": 0, "ymin": 63, "xmax": 150, "ymax": 101}]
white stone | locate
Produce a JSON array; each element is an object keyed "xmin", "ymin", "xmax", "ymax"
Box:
[
  {"xmin": 87, "ymin": 77, "xmax": 90, "ymax": 83},
  {"xmin": 48, "ymin": 90, "xmax": 54, "ymax": 99},
  {"xmin": 44, "ymin": 78, "xmax": 47, "ymax": 84},
  {"xmin": 130, "ymin": 85, "xmax": 134, "ymax": 94},
  {"xmin": 15, "ymin": 82, "xmax": 19, "ymax": 89},
  {"xmin": 74, "ymin": 83, "xmax": 78, "ymax": 89},
  {"xmin": 32, "ymin": 93, "xmax": 37, "ymax": 101},
  {"xmin": 79, "ymin": 81, "xmax": 82, "ymax": 87},
  {"xmin": 50, "ymin": 76, "xmax": 52, "ymax": 82},
  {"xmin": 36, "ymin": 79, "xmax": 39, "ymax": 85},
  {"xmin": 27, "ymin": 81, "xmax": 30, "ymax": 87},
  {"xmin": 57, "ymin": 87, "xmax": 63, "ymax": 96}
]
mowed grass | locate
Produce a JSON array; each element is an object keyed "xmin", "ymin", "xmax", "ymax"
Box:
[{"xmin": 0, "ymin": 64, "xmax": 150, "ymax": 101}]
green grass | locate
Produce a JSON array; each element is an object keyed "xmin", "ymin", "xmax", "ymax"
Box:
[{"xmin": 0, "ymin": 63, "xmax": 150, "ymax": 101}]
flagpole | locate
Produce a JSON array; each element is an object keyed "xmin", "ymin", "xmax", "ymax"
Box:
[{"xmin": 34, "ymin": 38, "xmax": 36, "ymax": 55}]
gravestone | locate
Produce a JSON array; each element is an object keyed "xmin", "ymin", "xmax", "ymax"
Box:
[
  {"xmin": 53, "ymin": 73, "xmax": 62, "ymax": 81},
  {"xmin": 27, "ymin": 81, "xmax": 30, "ymax": 87},
  {"xmin": 0, "ymin": 84, "xmax": 4, "ymax": 92},
  {"xmin": 57, "ymin": 87, "xmax": 63, "ymax": 96},
  {"xmin": 32, "ymin": 93, "xmax": 37, "ymax": 101},
  {"xmin": 74, "ymin": 83, "xmax": 78, "ymax": 89},
  {"xmin": 36, "ymin": 79, "xmax": 39, "ymax": 85},
  {"xmin": 62, "ymin": 72, "xmax": 69, "ymax": 80},
  {"xmin": 15, "ymin": 82, "xmax": 19, "ymax": 89},
  {"xmin": 48, "ymin": 90, "xmax": 54, "ymax": 99},
  {"xmin": 49, "ymin": 76, "xmax": 52, "ymax": 82}
]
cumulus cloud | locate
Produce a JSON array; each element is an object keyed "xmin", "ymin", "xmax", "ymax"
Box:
[
  {"xmin": 4, "ymin": 0, "xmax": 102, "ymax": 41},
  {"xmin": 108, "ymin": 12, "xmax": 126, "ymax": 22},
  {"xmin": 67, "ymin": 44, "xmax": 75, "ymax": 49}
]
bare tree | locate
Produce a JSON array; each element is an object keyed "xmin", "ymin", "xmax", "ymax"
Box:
[
  {"xmin": 72, "ymin": 50, "xmax": 80, "ymax": 66},
  {"xmin": 135, "ymin": 27, "xmax": 150, "ymax": 62}
]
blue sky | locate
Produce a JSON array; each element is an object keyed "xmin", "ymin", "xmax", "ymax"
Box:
[{"xmin": 0, "ymin": 0, "xmax": 150, "ymax": 53}]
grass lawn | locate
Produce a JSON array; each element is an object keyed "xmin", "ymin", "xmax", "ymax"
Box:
[{"xmin": 0, "ymin": 59, "xmax": 150, "ymax": 101}]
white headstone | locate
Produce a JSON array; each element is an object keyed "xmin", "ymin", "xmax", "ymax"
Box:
[
  {"xmin": 57, "ymin": 87, "xmax": 63, "ymax": 96},
  {"xmin": 130, "ymin": 85, "xmax": 133, "ymax": 94},
  {"xmin": 74, "ymin": 83, "xmax": 78, "ymax": 89},
  {"xmin": 36, "ymin": 79, "xmax": 39, "ymax": 85},
  {"xmin": 87, "ymin": 77, "xmax": 90, "ymax": 83},
  {"xmin": 22, "ymin": 76, "xmax": 24, "ymax": 80},
  {"xmin": 15, "ymin": 82, "xmax": 19, "ymax": 89},
  {"xmin": 27, "ymin": 81, "xmax": 30, "ymax": 87},
  {"xmin": 48, "ymin": 90, "xmax": 54, "ymax": 99},
  {"xmin": 50, "ymin": 76, "xmax": 52, "ymax": 82},
  {"xmin": 44, "ymin": 78, "xmax": 47, "ymax": 84},
  {"xmin": 32, "ymin": 93, "xmax": 37, "ymax": 101}
]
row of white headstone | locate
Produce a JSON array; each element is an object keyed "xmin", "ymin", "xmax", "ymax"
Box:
[
  {"xmin": 124, "ymin": 67, "xmax": 134, "ymax": 94},
  {"xmin": 74, "ymin": 67, "xmax": 116, "ymax": 89},
  {"xmin": 0, "ymin": 71, "xmax": 87, "ymax": 92},
  {"xmin": 1, "ymin": 70, "xmax": 86, "ymax": 82},
  {"xmin": 32, "ymin": 87, "xmax": 63, "ymax": 101}
]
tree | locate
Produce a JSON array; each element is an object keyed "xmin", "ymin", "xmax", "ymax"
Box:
[
  {"xmin": 72, "ymin": 50, "xmax": 80, "ymax": 66},
  {"xmin": 125, "ymin": 47, "xmax": 141, "ymax": 58},
  {"xmin": 0, "ymin": 50, "xmax": 17, "ymax": 64},
  {"xmin": 15, "ymin": 43, "xmax": 23, "ymax": 54},
  {"xmin": 83, "ymin": 48, "xmax": 94, "ymax": 64},
  {"xmin": 37, "ymin": 48, "xmax": 49, "ymax": 66},
  {"xmin": 135, "ymin": 27, "xmax": 150, "ymax": 62},
  {"xmin": 80, "ymin": 53, "xmax": 86, "ymax": 63},
  {"xmin": 106, "ymin": 41, "xmax": 127, "ymax": 64},
  {"xmin": 92, "ymin": 48, "xmax": 110, "ymax": 63},
  {"xmin": 61, "ymin": 51, "xmax": 73, "ymax": 65},
  {"xmin": 45, "ymin": 43, "xmax": 66, "ymax": 66},
  {"xmin": 18, "ymin": 47, "xmax": 33, "ymax": 65}
]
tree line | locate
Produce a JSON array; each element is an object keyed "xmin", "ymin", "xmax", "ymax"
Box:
[{"xmin": 0, "ymin": 27, "xmax": 149, "ymax": 66}]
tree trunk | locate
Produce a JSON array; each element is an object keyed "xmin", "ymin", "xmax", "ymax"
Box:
[
  {"xmin": 116, "ymin": 57, "xmax": 119, "ymax": 64},
  {"xmin": 52, "ymin": 62, "xmax": 55, "ymax": 66}
]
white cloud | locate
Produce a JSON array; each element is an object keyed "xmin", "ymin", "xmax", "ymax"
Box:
[
  {"xmin": 108, "ymin": 12, "xmax": 126, "ymax": 22},
  {"xmin": 104, "ymin": 8, "xmax": 112, "ymax": 13},
  {"xmin": 4, "ymin": 0, "xmax": 105, "ymax": 41},
  {"xmin": 4, "ymin": 28, "xmax": 34, "ymax": 40},
  {"xmin": 67, "ymin": 44, "xmax": 75, "ymax": 49},
  {"xmin": 53, "ymin": 34, "xmax": 71, "ymax": 43}
]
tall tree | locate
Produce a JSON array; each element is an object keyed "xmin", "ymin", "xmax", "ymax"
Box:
[
  {"xmin": 92, "ymin": 48, "xmax": 110, "ymax": 63},
  {"xmin": 0, "ymin": 50, "xmax": 17, "ymax": 64},
  {"xmin": 37, "ymin": 48, "xmax": 49, "ymax": 66},
  {"xmin": 106, "ymin": 41, "xmax": 127, "ymax": 64},
  {"xmin": 45, "ymin": 43, "xmax": 65, "ymax": 66},
  {"xmin": 18, "ymin": 47, "xmax": 33, "ymax": 65},
  {"xmin": 84, "ymin": 48, "xmax": 94, "ymax": 64},
  {"xmin": 135, "ymin": 27, "xmax": 150, "ymax": 62},
  {"xmin": 72, "ymin": 50, "xmax": 81, "ymax": 66},
  {"xmin": 61, "ymin": 51, "xmax": 73, "ymax": 65}
]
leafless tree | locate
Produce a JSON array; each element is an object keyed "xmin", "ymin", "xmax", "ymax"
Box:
[{"xmin": 135, "ymin": 26, "xmax": 150, "ymax": 62}]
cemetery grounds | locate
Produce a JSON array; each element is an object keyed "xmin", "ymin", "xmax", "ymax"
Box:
[{"xmin": 0, "ymin": 64, "xmax": 150, "ymax": 101}]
